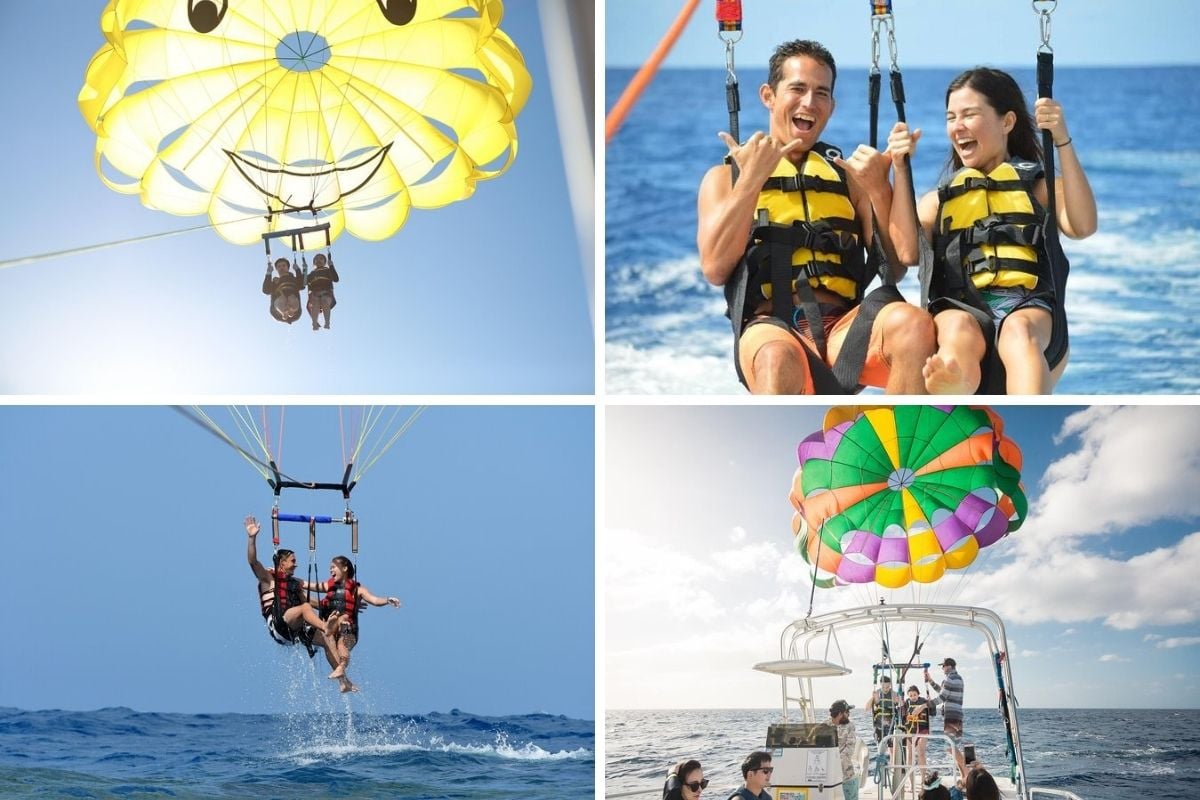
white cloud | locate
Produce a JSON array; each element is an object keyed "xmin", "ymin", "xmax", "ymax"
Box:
[
  {"xmin": 958, "ymin": 532, "xmax": 1200, "ymax": 630},
  {"xmin": 1021, "ymin": 406, "xmax": 1200, "ymax": 552},
  {"xmin": 1099, "ymin": 654, "xmax": 1130, "ymax": 663},
  {"xmin": 1062, "ymin": 628, "xmax": 1077, "ymax": 636},
  {"xmin": 1144, "ymin": 634, "xmax": 1163, "ymax": 642},
  {"xmin": 1156, "ymin": 637, "xmax": 1200, "ymax": 649},
  {"xmin": 730, "ymin": 526, "xmax": 748, "ymax": 543}
]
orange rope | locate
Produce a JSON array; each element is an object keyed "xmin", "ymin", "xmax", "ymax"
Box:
[{"xmin": 604, "ymin": 0, "xmax": 700, "ymax": 144}]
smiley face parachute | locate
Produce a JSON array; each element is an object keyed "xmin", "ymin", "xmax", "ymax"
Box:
[
  {"xmin": 789, "ymin": 406, "xmax": 1026, "ymax": 590},
  {"xmin": 78, "ymin": 0, "xmax": 531, "ymax": 245}
]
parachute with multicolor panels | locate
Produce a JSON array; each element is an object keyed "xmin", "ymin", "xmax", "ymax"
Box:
[{"xmin": 790, "ymin": 405, "xmax": 1026, "ymax": 590}]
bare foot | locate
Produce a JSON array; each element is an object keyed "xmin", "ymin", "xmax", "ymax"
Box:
[
  {"xmin": 339, "ymin": 679, "xmax": 359, "ymax": 693},
  {"xmin": 923, "ymin": 353, "xmax": 973, "ymax": 395},
  {"xmin": 312, "ymin": 322, "xmax": 320, "ymax": 330},
  {"xmin": 325, "ymin": 612, "xmax": 341, "ymax": 640},
  {"xmin": 323, "ymin": 322, "xmax": 330, "ymax": 329},
  {"xmin": 329, "ymin": 663, "xmax": 346, "ymax": 679}
]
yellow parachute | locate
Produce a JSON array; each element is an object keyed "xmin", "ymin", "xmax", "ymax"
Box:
[{"xmin": 78, "ymin": 0, "xmax": 531, "ymax": 245}]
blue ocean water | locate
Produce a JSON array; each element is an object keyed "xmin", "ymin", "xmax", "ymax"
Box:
[
  {"xmin": 0, "ymin": 706, "xmax": 594, "ymax": 799},
  {"xmin": 605, "ymin": 66, "xmax": 1200, "ymax": 394},
  {"xmin": 605, "ymin": 708, "xmax": 1200, "ymax": 800}
]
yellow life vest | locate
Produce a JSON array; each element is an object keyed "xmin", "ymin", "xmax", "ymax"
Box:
[
  {"xmin": 935, "ymin": 160, "xmax": 1047, "ymax": 291},
  {"xmin": 753, "ymin": 150, "xmax": 863, "ymax": 303}
]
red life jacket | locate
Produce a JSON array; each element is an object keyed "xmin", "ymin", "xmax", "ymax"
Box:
[
  {"xmin": 261, "ymin": 569, "xmax": 304, "ymax": 619},
  {"xmin": 321, "ymin": 579, "xmax": 360, "ymax": 628}
]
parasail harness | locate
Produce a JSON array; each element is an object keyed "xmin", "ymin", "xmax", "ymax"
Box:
[
  {"xmin": 719, "ymin": 1, "xmax": 917, "ymax": 393},
  {"xmin": 267, "ymin": 459, "xmax": 361, "ymax": 656},
  {"xmin": 262, "ymin": 220, "xmax": 337, "ymax": 325}
]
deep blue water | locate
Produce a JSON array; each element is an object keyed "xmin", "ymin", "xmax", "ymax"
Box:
[
  {"xmin": 605, "ymin": 66, "xmax": 1200, "ymax": 394},
  {"xmin": 605, "ymin": 707, "xmax": 1200, "ymax": 800},
  {"xmin": 0, "ymin": 706, "xmax": 594, "ymax": 799}
]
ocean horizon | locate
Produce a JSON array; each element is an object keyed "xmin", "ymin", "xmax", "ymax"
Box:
[{"xmin": 606, "ymin": 707, "xmax": 1199, "ymax": 800}]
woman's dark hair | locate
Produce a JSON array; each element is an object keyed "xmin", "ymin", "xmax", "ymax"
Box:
[
  {"xmin": 331, "ymin": 555, "xmax": 356, "ymax": 580},
  {"xmin": 922, "ymin": 788, "xmax": 951, "ymax": 800},
  {"xmin": 663, "ymin": 759, "xmax": 702, "ymax": 800},
  {"xmin": 964, "ymin": 768, "xmax": 1001, "ymax": 800},
  {"xmin": 767, "ymin": 40, "xmax": 837, "ymax": 93},
  {"xmin": 272, "ymin": 548, "xmax": 295, "ymax": 567},
  {"xmin": 943, "ymin": 67, "xmax": 1041, "ymax": 176}
]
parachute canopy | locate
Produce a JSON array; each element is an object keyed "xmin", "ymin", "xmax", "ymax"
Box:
[
  {"xmin": 79, "ymin": 0, "xmax": 531, "ymax": 244},
  {"xmin": 790, "ymin": 406, "xmax": 1026, "ymax": 589}
]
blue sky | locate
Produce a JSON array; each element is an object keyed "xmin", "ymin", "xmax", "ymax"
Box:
[
  {"xmin": 0, "ymin": 405, "xmax": 594, "ymax": 719},
  {"xmin": 606, "ymin": 405, "xmax": 1200, "ymax": 710},
  {"xmin": 0, "ymin": 1, "xmax": 592, "ymax": 395},
  {"xmin": 605, "ymin": 0, "xmax": 1200, "ymax": 70}
]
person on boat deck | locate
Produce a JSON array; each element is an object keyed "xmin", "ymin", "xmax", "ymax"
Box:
[
  {"xmin": 319, "ymin": 555, "xmax": 402, "ymax": 694},
  {"xmin": 728, "ymin": 750, "xmax": 773, "ymax": 800},
  {"xmin": 305, "ymin": 253, "xmax": 339, "ymax": 331},
  {"xmin": 925, "ymin": 657, "xmax": 967, "ymax": 780},
  {"xmin": 663, "ymin": 758, "xmax": 708, "ymax": 800},
  {"xmin": 828, "ymin": 699, "xmax": 860, "ymax": 800},
  {"xmin": 962, "ymin": 766, "xmax": 1000, "ymax": 800},
  {"xmin": 887, "ymin": 67, "xmax": 1098, "ymax": 394},
  {"xmin": 921, "ymin": 771, "xmax": 952, "ymax": 800},
  {"xmin": 697, "ymin": 39, "xmax": 935, "ymax": 395},
  {"xmin": 903, "ymin": 684, "xmax": 933, "ymax": 787},
  {"xmin": 244, "ymin": 515, "xmax": 342, "ymax": 684},
  {"xmin": 866, "ymin": 675, "xmax": 902, "ymax": 745},
  {"xmin": 263, "ymin": 257, "xmax": 303, "ymax": 324}
]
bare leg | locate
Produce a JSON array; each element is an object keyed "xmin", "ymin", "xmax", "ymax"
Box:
[
  {"xmin": 997, "ymin": 308, "xmax": 1053, "ymax": 394},
  {"xmin": 877, "ymin": 304, "xmax": 936, "ymax": 394},
  {"xmin": 284, "ymin": 604, "xmax": 326, "ymax": 635},
  {"xmin": 925, "ymin": 310, "xmax": 985, "ymax": 394},
  {"xmin": 329, "ymin": 631, "xmax": 355, "ymax": 680},
  {"xmin": 748, "ymin": 341, "xmax": 809, "ymax": 394}
]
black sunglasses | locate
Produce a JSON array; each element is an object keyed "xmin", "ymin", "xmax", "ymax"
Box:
[{"xmin": 684, "ymin": 779, "xmax": 710, "ymax": 791}]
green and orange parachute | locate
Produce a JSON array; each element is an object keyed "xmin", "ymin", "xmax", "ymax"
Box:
[{"xmin": 790, "ymin": 406, "xmax": 1026, "ymax": 589}]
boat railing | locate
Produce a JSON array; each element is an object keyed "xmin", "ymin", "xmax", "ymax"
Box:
[{"xmin": 870, "ymin": 732, "xmax": 963, "ymax": 800}]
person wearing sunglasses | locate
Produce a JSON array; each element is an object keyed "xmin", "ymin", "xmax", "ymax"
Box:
[
  {"xmin": 663, "ymin": 759, "xmax": 709, "ymax": 800},
  {"xmin": 730, "ymin": 750, "xmax": 774, "ymax": 800}
]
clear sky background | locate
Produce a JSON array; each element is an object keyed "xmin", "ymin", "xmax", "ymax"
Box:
[
  {"xmin": 0, "ymin": 1, "xmax": 593, "ymax": 395},
  {"xmin": 0, "ymin": 405, "xmax": 595, "ymax": 719},
  {"xmin": 606, "ymin": 404, "xmax": 1200, "ymax": 710},
  {"xmin": 605, "ymin": 0, "xmax": 1200, "ymax": 70}
]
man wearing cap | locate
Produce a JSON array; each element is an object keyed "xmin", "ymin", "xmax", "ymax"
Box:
[
  {"xmin": 925, "ymin": 657, "xmax": 966, "ymax": 779},
  {"xmin": 827, "ymin": 700, "xmax": 860, "ymax": 800}
]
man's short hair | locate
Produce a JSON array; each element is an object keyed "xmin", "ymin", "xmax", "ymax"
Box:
[
  {"xmin": 274, "ymin": 258, "xmax": 290, "ymax": 268},
  {"xmin": 741, "ymin": 750, "xmax": 772, "ymax": 778},
  {"xmin": 313, "ymin": 253, "xmax": 326, "ymax": 266},
  {"xmin": 767, "ymin": 39, "xmax": 837, "ymax": 93},
  {"xmin": 272, "ymin": 548, "xmax": 295, "ymax": 567}
]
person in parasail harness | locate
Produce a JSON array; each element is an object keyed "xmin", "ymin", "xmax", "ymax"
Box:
[
  {"xmin": 320, "ymin": 555, "xmax": 402, "ymax": 694},
  {"xmin": 697, "ymin": 39, "xmax": 936, "ymax": 395},
  {"xmin": 888, "ymin": 67, "xmax": 1097, "ymax": 394},
  {"xmin": 244, "ymin": 515, "xmax": 339, "ymax": 673},
  {"xmin": 262, "ymin": 258, "xmax": 303, "ymax": 324},
  {"xmin": 305, "ymin": 253, "xmax": 339, "ymax": 331}
]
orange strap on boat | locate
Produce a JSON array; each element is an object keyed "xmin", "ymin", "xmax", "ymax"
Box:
[{"xmin": 604, "ymin": 0, "xmax": 700, "ymax": 144}]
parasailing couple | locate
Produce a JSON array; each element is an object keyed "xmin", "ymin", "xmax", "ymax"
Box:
[{"xmin": 244, "ymin": 514, "xmax": 402, "ymax": 693}]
